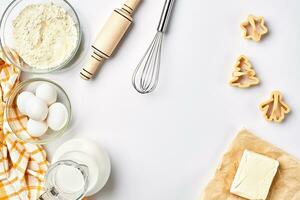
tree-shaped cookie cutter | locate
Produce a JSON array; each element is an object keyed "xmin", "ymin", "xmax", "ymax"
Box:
[
  {"xmin": 260, "ymin": 91, "xmax": 291, "ymax": 123},
  {"xmin": 241, "ymin": 15, "xmax": 268, "ymax": 42},
  {"xmin": 229, "ymin": 55, "xmax": 259, "ymax": 88}
]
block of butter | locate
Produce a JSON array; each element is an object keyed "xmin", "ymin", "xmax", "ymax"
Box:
[{"xmin": 230, "ymin": 150, "xmax": 279, "ymax": 200}]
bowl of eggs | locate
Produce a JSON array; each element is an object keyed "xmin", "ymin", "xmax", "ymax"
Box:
[{"xmin": 5, "ymin": 78, "xmax": 71, "ymax": 144}]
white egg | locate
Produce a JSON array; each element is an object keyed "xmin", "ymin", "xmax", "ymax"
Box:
[
  {"xmin": 26, "ymin": 119, "xmax": 48, "ymax": 137},
  {"xmin": 16, "ymin": 91, "xmax": 34, "ymax": 114},
  {"xmin": 36, "ymin": 83, "xmax": 57, "ymax": 105},
  {"xmin": 47, "ymin": 103, "xmax": 68, "ymax": 131},
  {"xmin": 26, "ymin": 96, "xmax": 48, "ymax": 121}
]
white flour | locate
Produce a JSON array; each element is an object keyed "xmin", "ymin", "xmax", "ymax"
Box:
[{"xmin": 13, "ymin": 3, "xmax": 79, "ymax": 69}]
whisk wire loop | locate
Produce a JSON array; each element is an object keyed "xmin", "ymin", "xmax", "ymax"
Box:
[{"xmin": 140, "ymin": 33, "xmax": 159, "ymax": 89}]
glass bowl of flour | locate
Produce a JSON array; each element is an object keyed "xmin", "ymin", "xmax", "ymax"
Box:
[{"xmin": 0, "ymin": 0, "xmax": 81, "ymax": 73}]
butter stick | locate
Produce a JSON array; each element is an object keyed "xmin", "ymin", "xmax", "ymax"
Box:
[{"xmin": 230, "ymin": 150, "xmax": 279, "ymax": 200}]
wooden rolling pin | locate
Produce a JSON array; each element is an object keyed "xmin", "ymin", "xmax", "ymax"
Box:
[{"xmin": 80, "ymin": 0, "xmax": 141, "ymax": 80}]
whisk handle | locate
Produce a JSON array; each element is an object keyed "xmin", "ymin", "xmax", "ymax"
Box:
[{"xmin": 157, "ymin": 0, "xmax": 175, "ymax": 32}]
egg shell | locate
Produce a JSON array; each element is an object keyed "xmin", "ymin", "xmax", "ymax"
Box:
[
  {"xmin": 16, "ymin": 91, "xmax": 34, "ymax": 114},
  {"xmin": 26, "ymin": 96, "xmax": 49, "ymax": 121},
  {"xmin": 36, "ymin": 83, "xmax": 57, "ymax": 105},
  {"xmin": 47, "ymin": 103, "xmax": 68, "ymax": 131},
  {"xmin": 26, "ymin": 119, "xmax": 48, "ymax": 137}
]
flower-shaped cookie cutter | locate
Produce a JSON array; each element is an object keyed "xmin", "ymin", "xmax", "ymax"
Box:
[
  {"xmin": 260, "ymin": 91, "xmax": 291, "ymax": 123},
  {"xmin": 241, "ymin": 15, "xmax": 268, "ymax": 42},
  {"xmin": 229, "ymin": 55, "xmax": 259, "ymax": 88}
]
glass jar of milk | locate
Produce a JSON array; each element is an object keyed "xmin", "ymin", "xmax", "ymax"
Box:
[{"xmin": 39, "ymin": 160, "xmax": 89, "ymax": 200}]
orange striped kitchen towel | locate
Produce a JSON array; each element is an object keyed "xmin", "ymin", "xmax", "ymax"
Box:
[{"xmin": 0, "ymin": 51, "xmax": 48, "ymax": 200}]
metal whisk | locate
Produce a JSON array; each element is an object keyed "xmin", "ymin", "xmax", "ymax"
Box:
[{"xmin": 132, "ymin": 0, "xmax": 175, "ymax": 94}]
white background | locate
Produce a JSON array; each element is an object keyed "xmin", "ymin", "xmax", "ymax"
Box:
[{"xmin": 1, "ymin": 0, "xmax": 300, "ymax": 199}]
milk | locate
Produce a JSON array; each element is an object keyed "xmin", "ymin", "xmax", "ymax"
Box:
[
  {"xmin": 55, "ymin": 165, "xmax": 85, "ymax": 193},
  {"xmin": 39, "ymin": 160, "xmax": 89, "ymax": 200},
  {"xmin": 59, "ymin": 151, "xmax": 99, "ymax": 192},
  {"xmin": 51, "ymin": 138, "xmax": 111, "ymax": 196}
]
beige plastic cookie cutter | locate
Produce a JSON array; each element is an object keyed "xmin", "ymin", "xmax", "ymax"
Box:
[
  {"xmin": 260, "ymin": 91, "xmax": 291, "ymax": 123},
  {"xmin": 229, "ymin": 55, "xmax": 260, "ymax": 88},
  {"xmin": 241, "ymin": 15, "xmax": 268, "ymax": 42}
]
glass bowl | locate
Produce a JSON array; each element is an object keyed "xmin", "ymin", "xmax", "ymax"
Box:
[
  {"xmin": 0, "ymin": 0, "xmax": 81, "ymax": 73},
  {"xmin": 5, "ymin": 78, "xmax": 72, "ymax": 144}
]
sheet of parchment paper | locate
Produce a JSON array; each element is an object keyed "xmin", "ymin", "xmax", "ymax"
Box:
[{"xmin": 201, "ymin": 129, "xmax": 300, "ymax": 200}]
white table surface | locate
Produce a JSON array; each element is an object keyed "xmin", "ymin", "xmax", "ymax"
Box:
[{"xmin": 1, "ymin": 0, "xmax": 300, "ymax": 199}]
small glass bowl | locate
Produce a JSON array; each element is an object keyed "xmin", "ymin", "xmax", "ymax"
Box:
[
  {"xmin": 5, "ymin": 78, "xmax": 71, "ymax": 144},
  {"xmin": 0, "ymin": 0, "xmax": 81, "ymax": 73}
]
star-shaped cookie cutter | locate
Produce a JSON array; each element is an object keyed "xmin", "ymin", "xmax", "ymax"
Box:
[
  {"xmin": 241, "ymin": 15, "xmax": 268, "ymax": 42},
  {"xmin": 259, "ymin": 91, "xmax": 291, "ymax": 123},
  {"xmin": 229, "ymin": 55, "xmax": 260, "ymax": 88}
]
